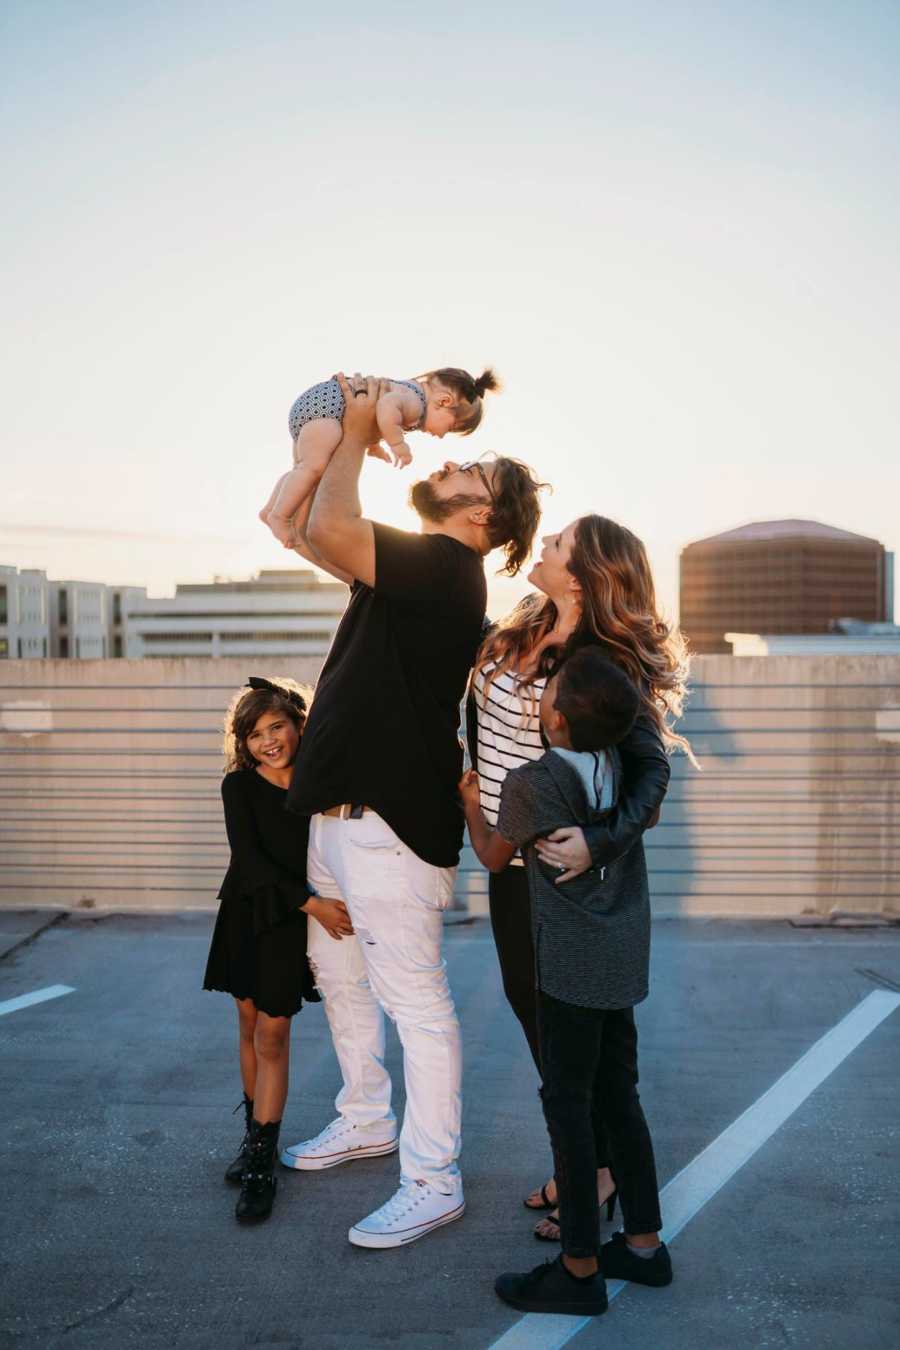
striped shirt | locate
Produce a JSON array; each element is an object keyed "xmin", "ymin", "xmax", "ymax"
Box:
[{"xmin": 471, "ymin": 663, "xmax": 546, "ymax": 865}]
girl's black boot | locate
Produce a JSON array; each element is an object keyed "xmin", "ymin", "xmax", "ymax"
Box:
[
  {"xmin": 224, "ymin": 1094, "xmax": 254, "ymax": 1185},
  {"xmin": 235, "ymin": 1119, "xmax": 280, "ymax": 1223}
]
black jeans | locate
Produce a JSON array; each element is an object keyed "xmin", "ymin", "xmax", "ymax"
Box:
[
  {"xmin": 488, "ymin": 867, "xmax": 543, "ymax": 1071},
  {"xmin": 538, "ymin": 991, "xmax": 663, "ymax": 1258},
  {"xmin": 489, "ymin": 868, "xmax": 609, "ymax": 1172}
]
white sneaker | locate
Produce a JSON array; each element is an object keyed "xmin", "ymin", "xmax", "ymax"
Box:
[
  {"xmin": 348, "ymin": 1179, "xmax": 465, "ymax": 1248},
  {"xmin": 280, "ymin": 1117, "xmax": 398, "ymax": 1172}
]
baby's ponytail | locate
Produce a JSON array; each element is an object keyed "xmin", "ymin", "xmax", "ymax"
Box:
[{"xmin": 473, "ymin": 368, "xmax": 500, "ymax": 399}]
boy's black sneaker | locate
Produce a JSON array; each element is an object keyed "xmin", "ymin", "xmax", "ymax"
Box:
[
  {"xmin": 599, "ymin": 1231, "xmax": 673, "ymax": 1286},
  {"xmin": 495, "ymin": 1255, "xmax": 608, "ymax": 1316}
]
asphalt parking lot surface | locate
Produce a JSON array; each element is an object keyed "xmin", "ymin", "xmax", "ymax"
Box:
[{"xmin": 1, "ymin": 912, "xmax": 899, "ymax": 1350}]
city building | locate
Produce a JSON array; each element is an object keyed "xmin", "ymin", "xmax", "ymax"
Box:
[
  {"xmin": 727, "ymin": 618, "xmax": 900, "ymax": 656},
  {"xmin": 49, "ymin": 578, "xmax": 111, "ymax": 659},
  {"xmin": 108, "ymin": 585, "xmax": 148, "ymax": 658},
  {"xmin": 0, "ymin": 566, "xmax": 50, "ymax": 659},
  {"xmin": 679, "ymin": 520, "xmax": 893, "ymax": 654},
  {"xmin": 2, "ymin": 564, "xmax": 345, "ymax": 661},
  {"xmin": 125, "ymin": 568, "xmax": 347, "ymax": 660}
]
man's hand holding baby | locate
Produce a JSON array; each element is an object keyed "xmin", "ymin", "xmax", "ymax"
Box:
[{"xmin": 334, "ymin": 372, "xmax": 386, "ymax": 447}]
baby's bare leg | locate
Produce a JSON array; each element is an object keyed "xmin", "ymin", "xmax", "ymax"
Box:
[{"xmin": 264, "ymin": 418, "xmax": 343, "ymax": 546}]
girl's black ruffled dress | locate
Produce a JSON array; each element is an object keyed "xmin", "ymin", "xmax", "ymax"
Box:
[{"xmin": 203, "ymin": 768, "xmax": 320, "ymax": 1018}]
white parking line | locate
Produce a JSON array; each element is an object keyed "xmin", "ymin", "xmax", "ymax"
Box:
[
  {"xmin": 490, "ymin": 988, "xmax": 900, "ymax": 1349},
  {"xmin": 0, "ymin": 984, "xmax": 76, "ymax": 1016}
]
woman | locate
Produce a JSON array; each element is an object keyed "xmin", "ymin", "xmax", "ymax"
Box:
[
  {"xmin": 470, "ymin": 514, "xmax": 690, "ymax": 1240},
  {"xmin": 203, "ymin": 676, "xmax": 353, "ymax": 1223}
]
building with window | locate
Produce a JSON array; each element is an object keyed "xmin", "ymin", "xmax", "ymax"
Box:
[
  {"xmin": 0, "ymin": 565, "xmax": 345, "ymax": 661},
  {"xmin": 124, "ymin": 568, "xmax": 347, "ymax": 660},
  {"xmin": 679, "ymin": 520, "xmax": 893, "ymax": 654},
  {"xmin": 108, "ymin": 585, "xmax": 148, "ymax": 658},
  {"xmin": 0, "ymin": 566, "xmax": 51, "ymax": 659},
  {"xmin": 49, "ymin": 579, "xmax": 111, "ymax": 659}
]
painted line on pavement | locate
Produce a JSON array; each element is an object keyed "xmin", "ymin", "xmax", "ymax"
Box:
[
  {"xmin": 489, "ymin": 988, "xmax": 900, "ymax": 1349},
  {"xmin": 0, "ymin": 984, "xmax": 76, "ymax": 1016}
]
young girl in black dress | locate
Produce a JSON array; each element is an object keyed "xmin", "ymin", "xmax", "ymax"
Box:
[{"xmin": 203, "ymin": 676, "xmax": 354, "ymax": 1223}]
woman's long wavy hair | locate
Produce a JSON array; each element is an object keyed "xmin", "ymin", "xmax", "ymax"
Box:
[
  {"xmin": 222, "ymin": 678, "xmax": 313, "ymax": 774},
  {"xmin": 476, "ymin": 514, "xmax": 695, "ymax": 760}
]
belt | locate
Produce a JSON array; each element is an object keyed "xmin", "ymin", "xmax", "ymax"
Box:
[{"xmin": 321, "ymin": 803, "xmax": 370, "ymax": 820}]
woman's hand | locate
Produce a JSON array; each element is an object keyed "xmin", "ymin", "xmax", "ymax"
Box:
[
  {"xmin": 535, "ymin": 826, "xmax": 592, "ymax": 884},
  {"xmin": 458, "ymin": 768, "xmax": 481, "ymax": 813},
  {"xmin": 305, "ymin": 895, "xmax": 354, "ymax": 940}
]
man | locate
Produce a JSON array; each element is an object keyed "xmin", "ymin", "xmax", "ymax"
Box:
[{"xmin": 283, "ymin": 373, "xmax": 544, "ymax": 1248}]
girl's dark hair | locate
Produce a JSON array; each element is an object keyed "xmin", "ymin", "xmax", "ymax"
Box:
[
  {"xmin": 420, "ymin": 366, "xmax": 501, "ymax": 435},
  {"xmin": 222, "ymin": 677, "xmax": 312, "ymax": 773},
  {"xmin": 554, "ymin": 648, "xmax": 640, "ymax": 752}
]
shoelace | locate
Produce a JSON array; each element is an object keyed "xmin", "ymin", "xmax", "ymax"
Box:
[
  {"xmin": 312, "ymin": 1118, "xmax": 353, "ymax": 1148},
  {"xmin": 231, "ymin": 1099, "xmax": 253, "ymax": 1151},
  {"xmin": 373, "ymin": 1182, "xmax": 429, "ymax": 1223}
]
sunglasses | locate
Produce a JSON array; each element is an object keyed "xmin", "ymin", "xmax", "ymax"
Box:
[{"xmin": 459, "ymin": 459, "xmax": 496, "ymax": 505}]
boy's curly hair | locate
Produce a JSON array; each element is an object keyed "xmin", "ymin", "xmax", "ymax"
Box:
[{"xmin": 222, "ymin": 677, "xmax": 313, "ymax": 774}]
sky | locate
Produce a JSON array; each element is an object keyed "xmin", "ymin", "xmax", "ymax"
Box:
[{"xmin": 3, "ymin": 0, "xmax": 899, "ymax": 622}]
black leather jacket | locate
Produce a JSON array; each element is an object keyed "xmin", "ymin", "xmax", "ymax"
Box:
[
  {"xmin": 579, "ymin": 711, "xmax": 669, "ymax": 867},
  {"xmin": 465, "ymin": 696, "xmax": 669, "ymax": 869}
]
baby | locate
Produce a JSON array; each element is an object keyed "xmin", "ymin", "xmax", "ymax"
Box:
[{"xmin": 260, "ymin": 367, "xmax": 500, "ymax": 547}]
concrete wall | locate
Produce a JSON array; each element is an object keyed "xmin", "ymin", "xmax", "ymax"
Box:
[
  {"xmin": 1, "ymin": 655, "xmax": 898, "ymax": 918},
  {"xmin": 652, "ymin": 655, "xmax": 899, "ymax": 917}
]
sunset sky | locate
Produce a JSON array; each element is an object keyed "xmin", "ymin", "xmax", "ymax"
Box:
[{"xmin": 3, "ymin": 1, "xmax": 899, "ymax": 622}]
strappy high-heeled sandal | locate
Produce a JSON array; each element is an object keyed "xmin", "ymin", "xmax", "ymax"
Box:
[
  {"xmin": 523, "ymin": 1181, "xmax": 557, "ymax": 1211},
  {"xmin": 533, "ymin": 1189, "xmax": 618, "ymax": 1242}
]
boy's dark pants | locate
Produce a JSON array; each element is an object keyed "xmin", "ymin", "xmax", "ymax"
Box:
[{"xmin": 538, "ymin": 992, "xmax": 663, "ymax": 1257}]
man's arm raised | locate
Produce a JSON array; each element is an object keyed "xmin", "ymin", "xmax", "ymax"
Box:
[
  {"xmin": 288, "ymin": 494, "xmax": 354, "ymax": 586},
  {"xmin": 307, "ymin": 373, "xmax": 384, "ymax": 588}
]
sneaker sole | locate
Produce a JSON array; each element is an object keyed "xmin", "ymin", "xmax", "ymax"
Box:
[
  {"xmin": 496, "ymin": 1293, "xmax": 608, "ymax": 1316},
  {"xmin": 348, "ymin": 1200, "xmax": 465, "ymax": 1248},
  {"xmin": 279, "ymin": 1138, "xmax": 399, "ymax": 1171},
  {"xmin": 602, "ymin": 1268, "xmax": 673, "ymax": 1287}
]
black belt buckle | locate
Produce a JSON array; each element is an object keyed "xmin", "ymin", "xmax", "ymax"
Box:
[{"xmin": 349, "ymin": 803, "xmax": 365, "ymax": 820}]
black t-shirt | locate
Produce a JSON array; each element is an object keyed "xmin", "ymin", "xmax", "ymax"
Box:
[{"xmin": 287, "ymin": 523, "xmax": 487, "ymax": 866}]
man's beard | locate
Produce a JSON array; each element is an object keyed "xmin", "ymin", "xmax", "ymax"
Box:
[{"xmin": 409, "ymin": 479, "xmax": 486, "ymax": 523}]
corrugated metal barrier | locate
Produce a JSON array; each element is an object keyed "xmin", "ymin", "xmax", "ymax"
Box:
[{"xmin": 1, "ymin": 655, "xmax": 898, "ymax": 918}]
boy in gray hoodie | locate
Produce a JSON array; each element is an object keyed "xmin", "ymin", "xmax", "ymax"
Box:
[{"xmin": 460, "ymin": 646, "xmax": 671, "ymax": 1318}]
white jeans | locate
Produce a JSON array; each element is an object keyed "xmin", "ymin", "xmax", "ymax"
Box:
[{"xmin": 306, "ymin": 811, "xmax": 462, "ymax": 1193}]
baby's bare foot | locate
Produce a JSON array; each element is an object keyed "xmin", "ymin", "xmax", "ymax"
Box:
[{"xmin": 268, "ymin": 515, "xmax": 293, "ymax": 546}]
